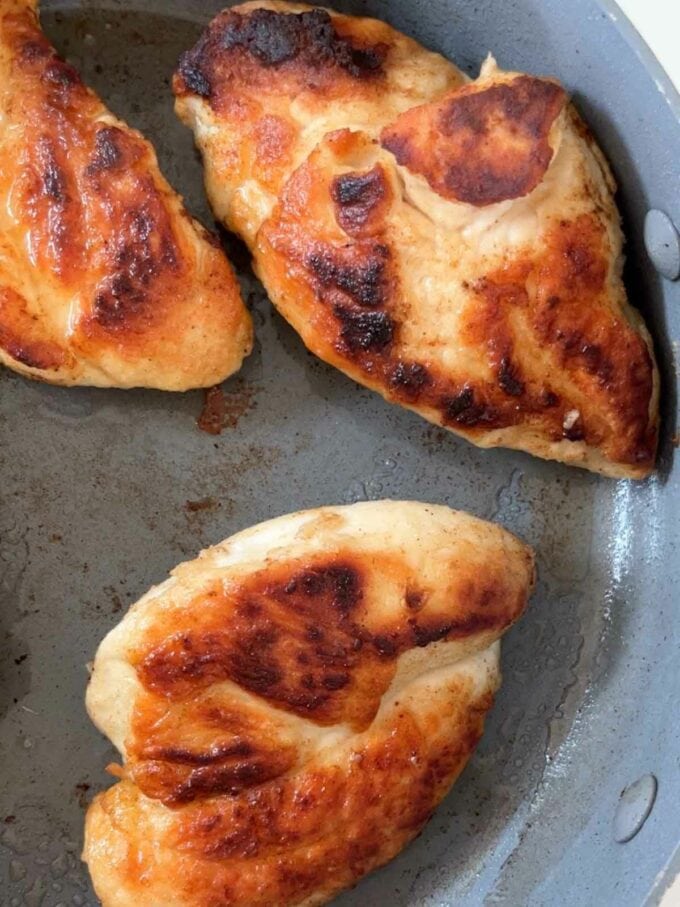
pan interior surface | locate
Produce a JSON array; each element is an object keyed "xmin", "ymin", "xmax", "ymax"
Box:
[{"xmin": 1, "ymin": 2, "xmax": 678, "ymax": 906}]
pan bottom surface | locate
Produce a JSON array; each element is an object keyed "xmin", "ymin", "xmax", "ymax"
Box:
[{"xmin": 0, "ymin": 2, "xmax": 677, "ymax": 906}]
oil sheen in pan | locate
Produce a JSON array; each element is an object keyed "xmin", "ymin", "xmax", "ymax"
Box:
[{"xmin": 0, "ymin": 2, "xmax": 678, "ymax": 906}]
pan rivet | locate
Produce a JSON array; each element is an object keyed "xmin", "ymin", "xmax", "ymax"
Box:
[
  {"xmin": 644, "ymin": 210, "xmax": 680, "ymax": 280},
  {"xmin": 613, "ymin": 773, "xmax": 658, "ymax": 843}
]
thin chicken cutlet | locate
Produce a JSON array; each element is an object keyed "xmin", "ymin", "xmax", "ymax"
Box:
[
  {"xmin": 0, "ymin": 0, "xmax": 252, "ymax": 389},
  {"xmin": 175, "ymin": 1, "xmax": 659, "ymax": 476},
  {"xmin": 83, "ymin": 501, "xmax": 534, "ymax": 907}
]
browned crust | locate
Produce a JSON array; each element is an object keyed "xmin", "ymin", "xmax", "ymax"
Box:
[
  {"xmin": 0, "ymin": 2, "xmax": 251, "ymax": 387},
  {"xmin": 85, "ymin": 501, "xmax": 534, "ymax": 905},
  {"xmin": 479, "ymin": 217, "xmax": 657, "ymax": 464},
  {"xmin": 172, "ymin": 1, "xmax": 466, "ymax": 241},
  {"xmin": 172, "ymin": 1, "xmax": 657, "ymax": 473},
  {"xmin": 174, "ymin": 5, "xmax": 388, "ymax": 111},
  {"xmin": 127, "ymin": 548, "xmax": 524, "ymax": 808},
  {"xmin": 86, "ymin": 690, "xmax": 491, "ymax": 906},
  {"xmin": 172, "ymin": 695, "xmax": 489, "ymax": 869},
  {"xmin": 256, "ymin": 132, "xmax": 658, "ymax": 475},
  {"xmin": 381, "ymin": 75, "xmax": 567, "ymax": 206}
]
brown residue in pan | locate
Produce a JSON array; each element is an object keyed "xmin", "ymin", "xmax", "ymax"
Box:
[{"xmin": 197, "ymin": 382, "xmax": 258, "ymax": 435}]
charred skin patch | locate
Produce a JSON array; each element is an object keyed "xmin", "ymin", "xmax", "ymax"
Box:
[
  {"xmin": 389, "ymin": 361, "xmax": 431, "ymax": 399},
  {"xmin": 410, "ymin": 611, "xmax": 500, "ymax": 648},
  {"xmin": 497, "ymin": 355, "xmax": 525, "ymax": 396},
  {"xmin": 0, "ymin": 337, "xmax": 62, "ymax": 370},
  {"xmin": 22, "ymin": 37, "xmax": 85, "ymax": 109},
  {"xmin": 333, "ymin": 306, "xmax": 394, "ymax": 353},
  {"xmin": 260, "ymin": 142, "xmax": 517, "ymax": 433},
  {"xmin": 405, "ymin": 588, "xmax": 425, "ymax": 611},
  {"xmin": 19, "ymin": 37, "xmax": 51, "ymax": 64},
  {"xmin": 464, "ymin": 270, "xmax": 589, "ymax": 438},
  {"xmin": 306, "ymin": 245, "xmax": 389, "ymax": 308},
  {"xmin": 127, "ymin": 694, "xmax": 298, "ymax": 807},
  {"xmin": 129, "ymin": 744, "xmax": 291, "ymax": 807},
  {"xmin": 381, "ymin": 76, "xmax": 566, "ymax": 206},
  {"xmin": 15, "ymin": 15, "xmax": 83, "ymax": 100},
  {"xmin": 304, "ymin": 244, "xmax": 396, "ymax": 353},
  {"xmin": 176, "ymin": 7, "xmax": 387, "ymax": 108},
  {"xmin": 78, "ymin": 121, "xmax": 186, "ymax": 335},
  {"xmin": 258, "ymin": 134, "xmax": 401, "ymax": 367},
  {"xmin": 40, "ymin": 146, "xmax": 67, "ymax": 202},
  {"xmin": 281, "ymin": 563, "xmax": 361, "ymax": 612},
  {"xmin": 91, "ymin": 198, "xmax": 180, "ymax": 330},
  {"xmin": 553, "ymin": 330, "xmax": 614, "ymax": 385},
  {"xmin": 37, "ymin": 139, "xmax": 67, "ymax": 202},
  {"xmin": 441, "ymin": 386, "xmax": 499, "ymax": 427},
  {"xmin": 41, "ymin": 57, "xmax": 81, "ymax": 95},
  {"xmin": 178, "ymin": 59, "xmax": 212, "ymax": 98},
  {"xmin": 86, "ymin": 126, "xmax": 129, "ymax": 175},
  {"xmin": 217, "ymin": 8, "xmax": 385, "ymax": 73},
  {"xmin": 331, "ymin": 165, "xmax": 391, "ymax": 237},
  {"xmin": 563, "ymin": 418, "xmax": 585, "ymax": 443},
  {"xmin": 36, "ymin": 137, "xmax": 66, "ymax": 195}
]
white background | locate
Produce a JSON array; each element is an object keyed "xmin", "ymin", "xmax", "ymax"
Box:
[{"xmin": 616, "ymin": 0, "xmax": 680, "ymax": 88}]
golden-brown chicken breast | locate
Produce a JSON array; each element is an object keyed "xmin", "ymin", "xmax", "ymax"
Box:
[
  {"xmin": 174, "ymin": 0, "xmax": 465, "ymax": 245},
  {"xmin": 0, "ymin": 0, "xmax": 252, "ymax": 389},
  {"xmin": 84, "ymin": 501, "xmax": 534, "ymax": 907},
  {"xmin": 175, "ymin": 2, "xmax": 659, "ymax": 476}
]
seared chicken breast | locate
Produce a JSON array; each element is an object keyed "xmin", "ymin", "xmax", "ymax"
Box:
[
  {"xmin": 175, "ymin": 1, "xmax": 659, "ymax": 476},
  {"xmin": 0, "ymin": 0, "xmax": 252, "ymax": 389},
  {"xmin": 84, "ymin": 501, "xmax": 534, "ymax": 907}
]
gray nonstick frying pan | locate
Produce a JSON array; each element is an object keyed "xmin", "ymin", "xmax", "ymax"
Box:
[{"xmin": 1, "ymin": 0, "xmax": 678, "ymax": 904}]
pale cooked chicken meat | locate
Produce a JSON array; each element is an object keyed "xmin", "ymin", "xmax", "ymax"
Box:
[
  {"xmin": 83, "ymin": 501, "xmax": 534, "ymax": 907},
  {"xmin": 175, "ymin": 0, "xmax": 659, "ymax": 476},
  {"xmin": 0, "ymin": 0, "xmax": 252, "ymax": 389}
]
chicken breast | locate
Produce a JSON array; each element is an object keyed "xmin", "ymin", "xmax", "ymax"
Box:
[
  {"xmin": 84, "ymin": 501, "xmax": 534, "ymax": 907},
  {"xmin": 0, "ymin": 0, "xmax": 252, "ymax": 389},
  {"xmin": 175, "ymin": 1, "xmax": 659, "ymax": 476}
]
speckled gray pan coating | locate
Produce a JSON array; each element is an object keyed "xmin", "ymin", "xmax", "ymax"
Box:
[{"xmin": 1, "ymin": 1, "xmax": 678, "ymax": 905}]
